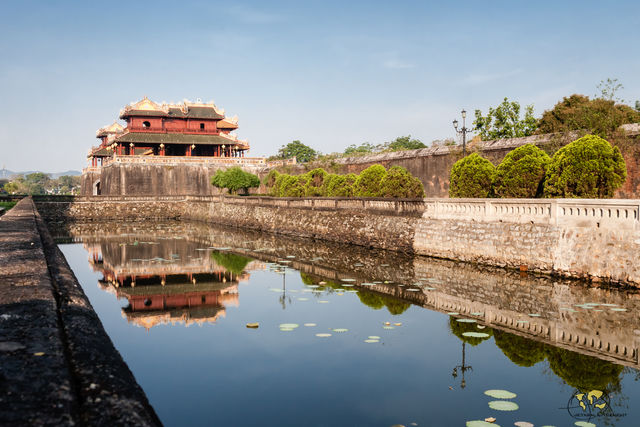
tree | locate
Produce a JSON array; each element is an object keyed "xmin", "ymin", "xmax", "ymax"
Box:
[
  {"xmin": 449, "ymin": 153, "xmax": 495, "ymax": 198},
  {"xmin": 276, "ymin": 140, "xmax": 318, "ymax": 163},
  {"xmin": 379, "ymin": 166, "xmax": 425, "ymax": 198},
  {"xmin": 537, "ymin": 94, "xmax": 640, "ymax": 138},
  {"xmin": 596, "ymin": 78, "xmax": 623, "ymax": 102},
  {"xmin": 635, "ymin": 100, "xmax": 640, "ymax": 112},
  {"xmin": 493, "ymin": 144, "xmax": 550, "ymax": 198},
  {"xmin": 474, "ymin": 97, "xmax": 537, "ymax": 140},
  {"xmin": 263, "ymin": 169, "xmax": 281, "ymax": 196},
  {"xmin": 210, "ymin": 167, "xmax": 260, "ymax": 195},
  {"xmin": 385, "ymin": 135, "xmax": 426, "ymax": 151},
  {"xmin": 354, "ymin": 164, "xmax": 387, "ymax": 197},
  {"xmin": 344, "ymin": 142, "xmax": 377, "ymax": 155},
  {"xmin": 3, "ymin": 181, "xmax": 20, "ymax": 194},
  {"xmin": 543, "ymin": 134, "xmax": 626, "ymax": 198}
]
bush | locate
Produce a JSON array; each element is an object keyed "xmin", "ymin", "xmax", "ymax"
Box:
[
  {"xmin": 327, "ymin": 173, "xmax": 357, "ymax": 197},
  {"xmin": 543, "ymin": 134, "xmax": 626, "ymax": 198},
  {"xmin": 277, "ymin": 174, "xmax": 307, "ymax": 197},
  {"xmin": 379, "ymin": 166, "xmax": 425, "ymax": 198},
  {"xmin": 354, "ymin": 164, "xmax": 387, "ymax": 197},
  {"xmin": 493, "ymin": 144, "xmax": 551, "ymax": 198},
  {"xmin": 321, "ymin": 173, "xmax": 339, "ymax": 196},
  {"xmin": 304, "ymin": 168, "xmax": 327, "ymax": 196},
  {"xmin": 449, "ymin": 153, "xmax": 496, "ymax": 198},
  {"xmin": 263, "ymin": 169, "xmax": 280, "ymax": 196},
  {"xmin": 211, "ymin": 167, "xmax": 260, "ymax": 195}
]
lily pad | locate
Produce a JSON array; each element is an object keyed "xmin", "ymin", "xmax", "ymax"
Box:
[
  {"xmin": 332, "ymin": 328, "xmax": 348, "ymax": 333},
  {"xmin": 462, "ymin": 332, "xmax": 490, "ymax": 338},
  {"xmin": 315, "ymin": 333, "xmax": 331, "ymax": 337},
  {"xmin": 447, "ymin": 312, "xmax": 460, "ymax": 315},
  {"xmin": 484, "ymin": 389, "xmax": 517, "ymax": 399},
  {"xmin": 574, "ymin": 422, "xmax": 596, "ymax": 427},
  {"xmin": 307, "ymin": 285, "xmax": 320, "ymax": 288},
  {"xmin": 488, "ymin": 400, "xmax": 519, "ymax": 411},
  {"xmin": 528, "ymin": 313, "xmax": 541, "ymax": 317},
  {"xmin": 279, "ymin": 323, "xmax": 299, "ymax": 329},
  {"xmin": 318, "ymin": 300, "xmax": 329, "ymax": 304},
  {"xmin": 383, "ymin": 326, "xmax": 395, "ymax": 330},
  {"xmin": 514, "ymin": 422, "xmax": 534, "ymax": 427},
  {"xmin": 297, "ymin": 297, "xmax": 309, "ymax": 301},
  {"xmin": 364, "ymin": 339, "xmax": 380, "ymax": 343},
  {"xmin": 406, "ymin": 289, "xmax": 420, "ymax": 292},
  {"xmin": 471, "ymin": 312, "xmax": 484, "ymax": 316},
  {"xmin": 304, "ymin": 323, "xmax": 317, "ymax": 327},
  {"xmin": 610, "ymin": 308, "xmax": 628, "ymax": 312},
  {"xmin": 600, "ymin": 303, "xmax": 618, "ymax": 307},
  {"xmin": 280, "ymin": 328, "xmax": 294, "ymax": 332},
  {"xmin": 361, "ymin": 283, "xmax": 375, "ymax": 286},
  {"xmin": 342, "ymin": 284, "xmax": 354, "ymax": 287},
  {"xmin": 368, "ymin": 336, "xmax": 381, "ymax": 339},
  {"xmin": 341, "ymin": 278, "xmax": 356, "ymax": 282},
  {"xmin": 466, "ymin": 421, "xmax": 501, "ymax": 427},
  {"xmin": 457, "ymin": 318, "xmax": 477, "ymax": 323}
]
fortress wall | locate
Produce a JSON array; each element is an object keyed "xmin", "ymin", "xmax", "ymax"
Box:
[{"xmin": 34, "ymin": 195, "xmax": 640, "ymax": 286}]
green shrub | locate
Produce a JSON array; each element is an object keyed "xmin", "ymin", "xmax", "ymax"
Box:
[
  {"xmin": 493, "ymin": 144, "xmax": 551, "ymax": 198},
  {"xmin": 263, "ymin": 169, "xmax": 280, "ymax": 196},
  {"xmin": 354, "ymin": 164, "xmax": 387, "ymax": 197},
  {"xmin": 379, "ymin": 166, "xmax": 425, "ymax": 198},
  {"xmin": 211, "ymin": 167, "xmax": 260, "ymax": 195},
  {"xmin": 449, "ymin": 153, "xmax": 496, "ymax": 198},
  {"xmin": 543, "ymin": 134, "xmax": 626, "ymax": 198},
  {"xmin": 277, "ymin": 174, "xmax": 304, "ymax": 197},
  {"xmin": 304, "ymin": 168, "xmax": 327, "ymax": 196},
  {"xmin": 327, "ymin": 173, "xmax": 357, "ymax": 197},
  {"xmin": 321, "ymin": 173, "xmax": 339, "ymax": 196}
]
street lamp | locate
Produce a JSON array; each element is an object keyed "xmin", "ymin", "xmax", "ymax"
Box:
[{"xmin": 453, "ymin": 109, "xmax": 473, "ymax": 156}]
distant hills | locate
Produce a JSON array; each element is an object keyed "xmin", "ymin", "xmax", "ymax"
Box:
[{"xmin": 0, "ymin": 169, "xmax": 82, "ymax": 179}]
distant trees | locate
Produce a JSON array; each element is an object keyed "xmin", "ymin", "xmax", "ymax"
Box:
[
  {"xmin": 473, "ymin": 97, "xmax": 537, "ymax": 140},
  {"xmin": 343, "ymin": 136, "xmax": 426, "ymax": 156},
  {"xmin": 2, "ymin": 173, "xmax": 80, "ymax": 195},
  {"xmin": 273, "ymin": 140, "xmax": 318, "ymax": 163},
  {"xmin": 264, "ymin": 164, "xmax": 424, "ymax": 198},
  {"xmin": 210, "ymin": 167, "xmax": 260, "ymax": 195}
]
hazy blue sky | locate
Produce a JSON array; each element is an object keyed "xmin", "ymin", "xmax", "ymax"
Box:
[{"xmin": 1, "ymin": 0, "xmax": 638, "ymax": 172}]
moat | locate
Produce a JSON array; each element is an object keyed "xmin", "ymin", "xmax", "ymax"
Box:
[{"xmin": 54, "ymin": 220, "xmax": 640, "ymax": 427}]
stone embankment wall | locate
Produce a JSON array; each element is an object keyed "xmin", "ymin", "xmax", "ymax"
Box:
[
  {"xmin": 34, "ymin": 195, "xmax": 640, "ymax": 286},
  {"xmin": 0, "ymin": 198, "xmax": 161, "ymax": 426}
]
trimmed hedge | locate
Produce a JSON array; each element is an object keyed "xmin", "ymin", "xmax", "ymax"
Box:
[
  {"xmin": 543, "ymin": 134, "xmax": 626, "ymax": 198},
  {"xmin": 449, "ymin": 153, "xmax": 495, "ymax": 198},
  {"xmin": 263, "ymin": 164, "xmax": 424, "ymax": 198},
  {"xmin": 493, "ymin": 144, "xmax": 550, "ymax": 198}
]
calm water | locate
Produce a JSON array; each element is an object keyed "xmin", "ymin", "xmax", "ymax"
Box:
[{"xmin": 56, "ymin": 221, "xmax": 640, "ymax": 427}]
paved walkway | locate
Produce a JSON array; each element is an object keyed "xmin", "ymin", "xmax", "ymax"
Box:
[{"xmin": 0, "ymin": 198, "xmax": 161, "ymax": 426}]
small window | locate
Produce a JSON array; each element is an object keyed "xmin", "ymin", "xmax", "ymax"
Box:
[
  {"xmin": 200, "ymin": 123, "xmax": 205, "ymax": 130},
  {"xmin": 142, "ymin": 121, "xmax": 150, "ymax": 128}
]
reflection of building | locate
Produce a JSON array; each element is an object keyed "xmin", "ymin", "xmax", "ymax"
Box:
[{"xmin": 85, "ymin": 239, "xmax": 248, "ymax": 330}]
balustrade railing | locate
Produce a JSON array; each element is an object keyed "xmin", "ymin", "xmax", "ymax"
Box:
[{"xmin": 103, "ymin": 155, "xmax": 266, "ymax": 166}]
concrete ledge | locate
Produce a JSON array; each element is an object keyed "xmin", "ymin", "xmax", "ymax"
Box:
[{"xmin": 0, "ymin": 198, "xmax": 161, "ymax": 426}]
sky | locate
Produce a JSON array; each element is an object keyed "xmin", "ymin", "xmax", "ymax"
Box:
[{"xmin": 0, "ymin": 0, "xmax": 639, "ymax": 172}]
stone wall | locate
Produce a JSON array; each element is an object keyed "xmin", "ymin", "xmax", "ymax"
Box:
[{"xmin": 34, "ymin": 195, "xmax": 640, "ymax": 286}]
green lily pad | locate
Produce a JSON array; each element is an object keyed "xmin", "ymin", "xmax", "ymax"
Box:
[
  {"xmin": 471, "ymin": 312, "xmax": 484, "ymax": 316},
  {"xmin": 279, "ymin": 323, "xmax": 299, "ymax": 329},
  {"xmin": 318, "ymin": 300, "xmax": 329, "ymax": 304},
  {"xmin": 342, "ymin": 284, "xmax": 354, "ymax": 287},
  {"xmin": 457, "ymin": 318, "xmax": 477, "ymax": 323},
  {"xmin": 484, "ymin": 389, "xmax": 517, "ymax": 399},
  {"xmin": 361, "ymin": 283, "xmax": 375, "ymax": 286},
  {"xmin": 611, "ymin": 308, "xmax": 628, "ymax": 312},
  {"xmin": 307, "ymin": 285, "xmax": 319, "ymax": 288},
  {"xmin": 462, "ymin": 332, "xmax": 490, "ymax": 338},
  {"xmin": 488, "ymin": 400, "xmax": 519, "ymax": 411},
  {"xmin": 600, "ymin": 303, "xmax": 618, "ymax": 307},
  {"xmin": 514, "ymin": 422, "xmax": 534, "ymax": 427},
  {"xmin": 447, "ymin": 312, "xmax": 460, "ymax": 315},
  {"xmin": 332, "ymin": 328, "xmax": 348, "ymax": 333},
  {"xmin": 304, "ymin": 323, "xmax": 316, "ymax": 327},
  {"xmin": 529, "ymin": 313, "xmax": 541, "ymax": 317},
  {"xmin": 406, "ymin": 289, "xmax": 420, "ymax": 292},
  {"xmin": 280, "ymin": 328, "xmax": 294, "ymax": 332},
  {"xmin": 574, "ymin": 422, "xmax": 596, "ymax": 427},
  {"xmin": 368, "ymin": 335, "xmax": 381, "ymax": 339},
  {"xmin": 286, "ymin": 255, "xmax": 296, "ymax": 258},
  {"xmin": 517, "ymin": 320, "xmax": 529, "ymax": 324},
  {"xmin": 341, "ymin": 278, "xmax": 356, "ymax": 282},
  {"xmin": 297, "ymin": 297, "xmax": 309, "ymax": 301},
  {"xmin": 315, "ymin": 333, "xmax": 331, "ymax": 337},
  {"xmin": 364, "ymin": 339, "xmax": 380, "ymax": 343},
  {"xmin": 466, "ymin": 421, "xmax": 501, "ymax": 427},
  {"xmin": 383, "ymin": 326, "xmax": 395, "ymax": 330}
]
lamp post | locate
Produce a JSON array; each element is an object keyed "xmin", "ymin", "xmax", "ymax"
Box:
[
  {"xmin": 452, "ymin": 341, "xmax": 473, "ymax": 388},
  {"xmin": 453, "ymin": 109, "xmax": 473, "ymax": 156}
]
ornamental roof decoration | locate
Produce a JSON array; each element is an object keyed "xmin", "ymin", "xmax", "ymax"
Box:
[
  {"xmin": 217, "ymin": 115, "xmax": 239, "ymax": 129},
  {"xmin": 119, "ymin": 97, "xmax": 227, "ymax": 120},
  {"xmin": 96, "ymin": 121, "xmax": 125, "ymax": 137}
]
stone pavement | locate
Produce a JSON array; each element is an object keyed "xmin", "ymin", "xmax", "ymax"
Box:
[{"xmin": 0, "ymin": 198, "xmax": 161, "ymax": 426}]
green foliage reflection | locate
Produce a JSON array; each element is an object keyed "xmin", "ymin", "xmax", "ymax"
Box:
[{"xmin": 210, "ymin": 251, "xmax": 251, "ymax": 275}]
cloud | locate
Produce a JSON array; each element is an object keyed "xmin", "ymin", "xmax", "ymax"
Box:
[
  {"xmin": 383, "ymin": 59, "xmax": 414, "ymax": 69},
  {"xmin": 225, "ymin": 5, "xmax": 285, "ymax": 24},
  {"xmin": 462, "ymin": 68, "xmax": 523, "ymax": 85}
]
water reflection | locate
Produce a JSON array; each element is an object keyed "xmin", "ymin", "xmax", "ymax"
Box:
[{"xmin": 53, "ymin": 220, "xmax": 640, "ymax": 425}]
